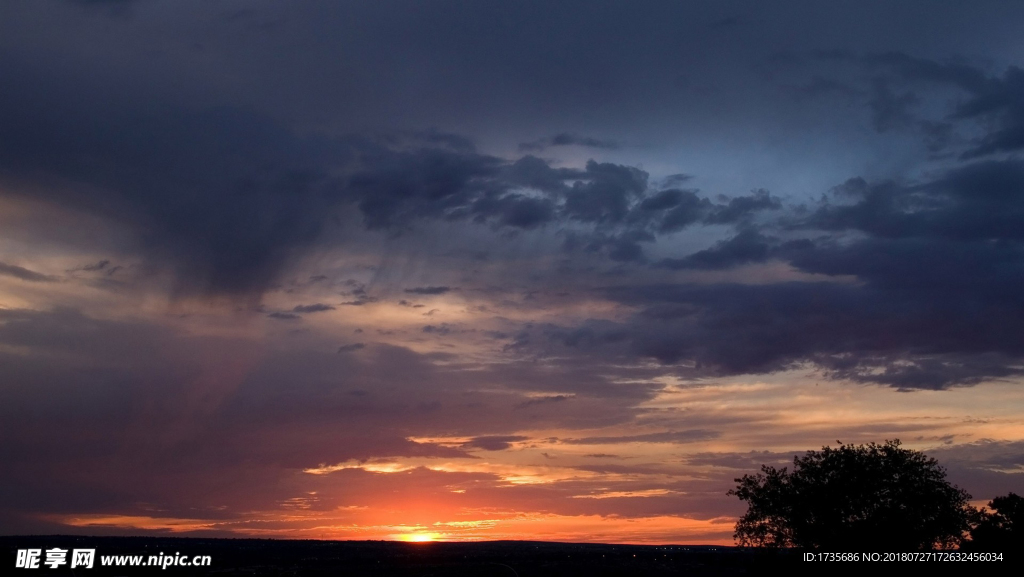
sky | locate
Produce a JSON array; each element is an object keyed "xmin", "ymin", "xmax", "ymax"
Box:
[{"xmin": 1, "ymin": 0, "xmax": 1023, "ymax": 544}]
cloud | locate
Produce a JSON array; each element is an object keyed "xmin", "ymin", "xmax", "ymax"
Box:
[
  {"xmin": 704, "ymin": 189, "xmax": 782, "ymax": 224},
  {"xmin": 348, "ymin": 154, "xmax": 664, "ymax": 233},
  {"xmin": 805, "ymin": 160, "xmax": 1024, "ymax": 242},
  {"xmin": 563, "ymin": 430, "xmax": 720, "ymax": 445},
  {"xmin": 598, "ymin": 279, "xmax": 1024, "ymax": 388},
  {"xmin": 0, "ymin": 262, "xmax": 57, "ymax": 282},
  {"xmin": 476, "ymin": 154, "xmax": 1022, "ymax": 389},
  {"xmin": 4, "ymin": 2, "xmax": 1024, "ymax": 541},
  {"xmin": 868, "ymin": 78, "xmax": 921, "ymax": 133},
  {"xmin": 404, "ymin": 286, "xmax": 453, "ymax": 295},
  {"xmin": 462, "ymin": 436, "xmax": 530, "ymax": 451},
  {"xmin": 518, "ymin": 133, "xmax": 619, "ymax": 152},
  {"xmin": 648, "ymin": 190, "xmax": 711, "ymax": 233},
  {"xmin": 658, "ymin": 229, "xmax": 772, "ymax": 270},
  {"xmin": 422, "ymin": 324, "xmax": 453, "ymax": 335},
  {"xmin": 503, "ymin": 155, "xmax": 585, "ymax": 194},
  {"xmin": 639, "ymin": 189, "xmax": 694, "ymax": 212},
  {"xmin": 345, "ymin": 145, "xmax": 506, "ymax": 230},
  {"xmin": 80, "ymin": 260, "xmax": 110, "ymax": 272},
  {"xmin": 0, "ymin": 64, "xmax": 797, "ymax": 304},
  {"xmin": 292, "ymin": 303, "xmax": 336, "ymax": 313},
  {"xmin": 0, "ymin": 93, "xmax": 353, "ymax": 297},
  {"xmin": 2, "ymin": 310, "xmax": 651, "ymax": 528},
  {"xmin": 684, "ymin": 451, "xmax": 795, "ymax": 469},
  {"xmin": 926, "ymin": 440, "xmax": 1024, "ymax": 499},
  {"xmin": 563, "ymin": 161, "xmax": 648, "ymax": 224},
  {"xmin": 865, "ymin": 53, "xmax": 1024, "ymax": 158},
  {"xmin": 471, "ymin": 193, "xmax": 557, "ymax": 229},
  {"xmin": 635, "ymin": 189, "xmax": 780, "ymax": 234},
  {"xmin": 516, "ymin": 169, "xmax": 1024, "ymax": 387},
  {"xmin": 516, "ymin": 395, "xmax": 573, "ymax": 409}
]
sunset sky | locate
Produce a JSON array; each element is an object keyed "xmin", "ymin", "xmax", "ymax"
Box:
[{"xmin": 2, "ymin": 1, "xmax": 1024, "ymax": 544}]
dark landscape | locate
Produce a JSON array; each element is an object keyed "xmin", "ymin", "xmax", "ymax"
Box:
[{"xmin": 3, "ymin": 537, "xmax": 779, "ymax": 576}]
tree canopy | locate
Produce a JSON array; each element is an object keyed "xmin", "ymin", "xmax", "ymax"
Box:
[
  {"xmin": 967, "ymin": 492, "xmax": 1023, "ymax": 551},
  {"xmin": 728, "ymin": 440, "xmax": 974, "ymax": 550}
]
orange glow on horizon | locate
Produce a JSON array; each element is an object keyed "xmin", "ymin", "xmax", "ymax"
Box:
[
  {"xmin": 46, "ymin": 509, "xmax": 737, "ymax": 546},
  {"xmin": 36, "ymin": 373, "xmax": 1024, "ymax": 547},
  {"xmin": 397, "ymin": 532, "xmax": 443, "ymax": 543}
]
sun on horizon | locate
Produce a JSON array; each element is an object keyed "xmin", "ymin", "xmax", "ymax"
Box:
[{"xmin": 397, "ymin": 533, "xmax": 443, "ymax": 543}]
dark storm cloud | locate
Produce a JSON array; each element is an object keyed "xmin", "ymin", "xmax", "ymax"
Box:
[
  {"xmin": 752, "ymin": 159, "xmax": 1024, "ymax": 387},
  {"xmin": 3, "ymin": 3, "xmax": 1020, "ymax": 393},
  {"xmin": 344, "ymin": 145, "xmax": 505, "ymax": 230},
  {"xmin": 594, "ymin": 276, "xmax": 1024, "ymax": 389},
  {"xmin": 955, "ymin": 67, "xmax": 1024, "ymax": 158},
  {"xmin": 4, "ymin": 53, "xmax": 801, "ymax": 300},
  {"xmin": 562, "ymin": 161, "xmax": 648, "ymax": 224},
  {"xmin": 562, "ymin": 230, "xmax": 655, "ymax": 263},
  {"xmin": 4, "ymin": 0, "xmax": 869, "ymax": 306},
  {"xmin": 704, "ymin": 189, "xmax": 782, "ymax": 224},
  {"xmin": 0, "ymin": 78, "xmax": 352, "ymax": 296},
  {"xmin": 495, "ymin": 154, "xmax": 1024, "ymax": 388},
  {"xmin": 658, "ymin": 229, "xmax": 773, "ymax": 270},
  {"xmin": 806, "ymin": 160, "xmax": 1024, "ymax": 241},
  {"xmin": 648, "ymin": 191, "xmax": 710, "ymax": 233},
  {"xmin": 0, "ymin": 76, "xmax": 735, "ymax": 298},
  {"xmin": 0, "ymin": 61, "xmax": 785, "ymax": 302},
  {"xmin": 551, "ymin": 187, "xmax": 781, "ymax": 264},
  {"xmin": 633, "ymin": 189, "xmax": 780, "ymax": 234},
  {"xmin": 502, "ymin": 156, "xmax": 586, "ymax": 194},
  {"xmin": 470, "ymin": 192, "xmax": 557, "ymax": 229},
  {"xmin": 466, "ymin": 127, "xmax": 1017, "ymax": 391},
  {"xmin": 5, "ymin": 2, "xmax": 1022, "ymax": 165},
  {"xmin": 349, "ymin": 153, "xmax": 666, "ymax": 234},
  {"xmin": 557, "ymin": 154, "xmax": 1024, "ymax": 388},
  {"xmin": 843, "ymin": 52, "xmax": 1024, "ymax": 158}
]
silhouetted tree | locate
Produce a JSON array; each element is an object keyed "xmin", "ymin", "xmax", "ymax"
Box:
[
  {"xmin": 728, "ymin": 440, "xmax": 974, "ymax": 550},
  {"xmin": 967, "ymin": 493, "xmax": 1023, "ymax": 551}
]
